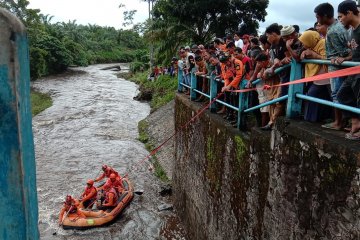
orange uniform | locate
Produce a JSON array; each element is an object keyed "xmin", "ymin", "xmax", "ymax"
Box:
[
  {"xmin": 58, "ymin": 197, "xmax": 85, "ymax": 224},
  {"xmin": 221, "ymin": 58, "xmax": 244, "ymax": 89},
  {"xmin": 103, "ymin": 187, "xmax": 118, "ymax": 207},
  {"xmin": 105, "ymin": 177, "xmax": 124, "ymax": 194},
  {"xmin": 95, "ymin": 166, "xmax": 119, "ymax": 182},
  {"xmin": 80, "ymin": 184, "xmax": 97, "ymax": 208}
]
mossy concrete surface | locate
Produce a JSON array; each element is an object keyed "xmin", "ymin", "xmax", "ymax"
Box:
[{"xmin": 174, "ymin": 93, "xmax": 360, "ymax": 240}]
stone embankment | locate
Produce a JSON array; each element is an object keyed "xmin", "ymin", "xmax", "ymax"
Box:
[{"xmin": 141, "ymin": 100, "xmax": 175, "ymax": 180}]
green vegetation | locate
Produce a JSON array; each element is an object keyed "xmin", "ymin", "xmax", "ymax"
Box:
[
  {"xmin": 0, "ymin": 1, "xmax": 149, "ymax": 80},
  {"xmin": 129, "ymin": 72, "xmax": 178, "ymax": 111},
  {"xmin": 138, "ymin": 119, "xmax": 150, "ymax": 144},
  {"xmin": 30, "ymin": 89, "xmax": 52, "ymax": 116},
  {"xmin": 152, "ymin": 156, "xmax": 170, "ymax": 182},
  {"xmin": 137, "ymin": 119, "xmax": 170, "ymax": 182},
  {"xmin": 149, "ymin": 0, "xmax": 269, "ymax": 63}
]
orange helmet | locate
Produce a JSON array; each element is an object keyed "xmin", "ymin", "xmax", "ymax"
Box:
[
  {"xmin": 102, "ymin": 164, "xmax": 108, "ymax": 171},
  {"xmin": 110, "ymin": 173, "xmax": 116, "ymax": 179},
  {"xmin": 87, "ymin": 179, "xmax": 94, "ymax": 185}
]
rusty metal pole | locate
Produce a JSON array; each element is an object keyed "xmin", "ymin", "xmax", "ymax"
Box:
[{"xmin": 0, "ymin": 8, "xmax": 39, "ymax": 240}]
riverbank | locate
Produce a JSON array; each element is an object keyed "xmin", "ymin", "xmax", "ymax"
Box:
[
  {"xmin": 31, "ymin": 89, "xmax": 52, "ymax": 116},
  {"xmin": 118, "ymin": 72, "xmax": 177, "ymax": 180}
]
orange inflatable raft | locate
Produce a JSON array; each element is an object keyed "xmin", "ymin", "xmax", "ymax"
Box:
[{"xmin": 61, "ymin": 178, "xmax": 134, "ymax": 229}]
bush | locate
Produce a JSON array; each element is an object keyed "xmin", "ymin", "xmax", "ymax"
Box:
[
  {"xmin": 130, "ymin": 73, "xmax": 178, "ymax": 111},
  {"xmin": 29, "ymin": 47, "xmax": 47, "ymax": 80},
  {"xmin": 33, "ymin": 34, "xmax": 72, "ymax": 74}
]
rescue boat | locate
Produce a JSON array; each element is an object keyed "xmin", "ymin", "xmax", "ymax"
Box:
[{"xmin": 61, "ymin": 178, "xmax": 134, "ymax": 229}]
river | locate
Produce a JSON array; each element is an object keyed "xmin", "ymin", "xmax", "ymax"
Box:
[{"xmin": 32, "ymin": 64, "xmax": 186, "ymax": 239}]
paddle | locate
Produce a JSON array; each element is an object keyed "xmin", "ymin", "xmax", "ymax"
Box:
[
  {"xmin": 53, "ymin": 205, "xmax": 73, "ymax": 235},
  {"xmin": 134, "ymin": 190, "xmax": 144, "ymax": 195}
]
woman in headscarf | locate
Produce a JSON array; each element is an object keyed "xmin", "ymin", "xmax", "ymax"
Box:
[{"xmin": 299, "ymin": 30, "xmax": 332, "ymax": 122}]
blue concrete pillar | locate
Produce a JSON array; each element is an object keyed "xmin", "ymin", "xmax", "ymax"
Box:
[
  {"xmin": 286, "ymin": 60, "xmax": 303, "ymax": 118},
  {"xmin": 209, "ymin": 74, "xmax": 217, "ymax": 112},
  {"xmin": 0, "ymin": 8, "xmax": 39, "ymax": 240},
  {"xmin": 190, "ymin": 69, "xmax": 197, "ymax": 101},
  {"xmin": 237, "ymin": 80, "xmax": 248, "ymax": 129},
  {"xmin": 178, "ymin": 69, "xmax": 183, "ymax": 92}
]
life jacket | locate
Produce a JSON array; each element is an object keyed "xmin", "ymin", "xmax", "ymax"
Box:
[
  {"xmin": 104, "ymin": 168, "xmax": 119, "ymax": 178},
  {"xmin": 83, "ymin": 186, "xmax": 97, "ymax": 200},
  {"xmin": 105, "ymin": 177, "xmax": 124, "ymax": 192},
  {"xmin": 64, "ymin": 202, "xmax": 77, "ymax": 213},
  {"xmin": 105, "ymin": 188, "xmax": 118, "ymax": 206}
]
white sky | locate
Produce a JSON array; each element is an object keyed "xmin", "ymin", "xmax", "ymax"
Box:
[
  {"xmin": 28, "ymin": 0, "xmax": 347, "ymax": 32},
  {"xmin": 28, "ymin": 0, "xmax": 149, "ymax": 29}
]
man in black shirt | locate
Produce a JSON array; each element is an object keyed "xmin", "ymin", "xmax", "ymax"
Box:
[{"xmin": 337, "ymin": 0, "xmax": 360, "ymax": 140}]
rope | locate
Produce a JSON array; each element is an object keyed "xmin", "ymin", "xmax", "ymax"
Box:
[{"xmin": 124, "ymin": 92, "xmax": 224, "ymax": 177}]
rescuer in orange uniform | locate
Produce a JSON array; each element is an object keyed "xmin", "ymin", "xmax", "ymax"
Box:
[
  {"xmin": 79, "ymin": 179, "xmax": 97, "ymax": 209},
  {"xmin": 105, "ymin": 173, "xmax": 124, "ymax": 195},
  {"xmin": 94, "ymin": 165, "xmax": 120, "ymax": 182},
  {"xmin": 97, "ymin": 183, "xmax": 118, "ymax": 210},
  {"xmin": 219, "ymin": 52, "xmax": 245, "ymax": 122},
  {"xmin": 58, "ymin": 195, "xmax": 85, "ymax": 225}
]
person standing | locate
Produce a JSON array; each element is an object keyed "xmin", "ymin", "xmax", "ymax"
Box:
[
  {"xmin": 234, "ymin": 32, "xmax": 244, "ymax": 49},
  {"xmin": 314, "ymin": 2, "xmax": 352, "ymax": 130},
  {"xmin": 337, "ymin": 0, "xmax": 360, "ymax": 140}
]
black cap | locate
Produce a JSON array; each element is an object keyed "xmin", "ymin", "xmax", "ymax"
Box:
[
  {"xmin": 338, "ymin": 0, "xmax": 358, "ymax": 14},
  {"xmin": 226, "ymin": 41, "xmax": 235, "ymax": 48}
]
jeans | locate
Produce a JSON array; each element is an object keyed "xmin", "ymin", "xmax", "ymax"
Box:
[
  {"xmin": 337, "ymin": 74, "xmax": 360, "ymax": 118},
  {"xmin": 328, "ymin": 65, "xmax": 345, "ymax": 103}
]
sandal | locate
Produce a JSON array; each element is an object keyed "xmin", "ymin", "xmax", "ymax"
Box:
[
  {"xmin": 345, "ymin": 132, "xmax": 360, "ymax": 140},
  {"xmin": 321, "ymin": 123, "xmax": 342, "ymax": 131}
]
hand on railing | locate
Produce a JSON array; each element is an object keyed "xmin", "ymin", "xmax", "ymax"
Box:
[{"xmin": 245, "ymin": 81, "xmax": 253, "ymax": 89}]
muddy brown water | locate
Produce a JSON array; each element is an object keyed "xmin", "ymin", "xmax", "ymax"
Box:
[{"xmin": 32, "ymin": 64, "xmax": 186, "ymax": 240}]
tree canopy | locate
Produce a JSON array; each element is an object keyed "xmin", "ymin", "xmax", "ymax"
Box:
[
  {"xmin": 0, "ymin": 0, "xmax": 149, "ymax": 79},
  {"xmin": 148, "ymin": 0, "xmax": 269, "ymax": 64}
]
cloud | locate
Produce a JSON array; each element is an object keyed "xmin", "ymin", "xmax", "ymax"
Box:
[
  {"xmin": 28, "ymin": 0, "xmax": 149, "ymax": 29},
  {"xmin": 28, "ymin": 0, "xmax": 346, "ymax": 33},
  {"xmin": 259, "ymin": 0, "xmax": 344, "ymax": 34}
]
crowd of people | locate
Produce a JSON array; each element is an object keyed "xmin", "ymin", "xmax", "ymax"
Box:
[
  {"xmin": 58, "ymin": 165, "xmax": 124, "ymax": 224},
  {"xmin": 148, "ymin": 64, "xmax": 178, "ymax": 81},
  {"xmin": 177, "ymin": 0, "xmax": 360, "ymax": 140}
]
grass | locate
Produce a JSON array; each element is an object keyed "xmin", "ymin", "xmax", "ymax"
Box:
[
  {"xmin": 30, "ymin": 89, "xmax": 52, "ymax": 116},
  {"xmin": 137, "ymin": 119, "xmax": 170, "ymax": 183},
  {"xmin": 129, "ymin": 72, "xmax": 178, "ymax": 111}
]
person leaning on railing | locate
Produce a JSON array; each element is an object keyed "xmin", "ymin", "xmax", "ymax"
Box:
[
  {"xmin": 219, "ymin": 52, "xmax": 244, "ymax": 123},
  {"xmin": 314, "ymin": 2, "xmax": 352, "ymax": 131},
  {"xmin": 194, "ymin": 55, "xmax": 208, "ymax": 102},
  {"xmin": 336, "ymin": 0, "xmax": 360, "ymax": 141},
  {"xmin": 299, "ymin": 30, "xmax": 333, "ymax": 122},
  {"xmin": 254, "ymin": 53, "xmax": 282, "ymax": 130}
]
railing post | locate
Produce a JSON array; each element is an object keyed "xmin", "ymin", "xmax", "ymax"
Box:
[
  {"xmin": 190, "ymin": 68, "xmax": 197, "ymax": 100},
  {"xmin": 178, "ymin": 68, "xmax": 183, "ymax": 92},
  {"xmin": 237, "ymin": 79, "xmax": 248, "ymax": 129},
  {"xmin": 0, "ymin": 8, "xmax": 39, "ymax": 240},
  {"xmin": 209, "ymin": 74, "xmax": 217, "ymax": 112},
  {"xmin": 286, "ymin": 60, "xmax": 303, "ymax": 118}
]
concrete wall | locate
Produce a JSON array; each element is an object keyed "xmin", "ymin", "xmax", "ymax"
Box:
[{"xmin": 174, "ymin": 94, "xmax": 360, "ymax": 240}]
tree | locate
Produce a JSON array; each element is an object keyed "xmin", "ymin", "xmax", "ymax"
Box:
[{"xmin": 152, "ymin": 0, "xmax": 268, "ymax": 43}]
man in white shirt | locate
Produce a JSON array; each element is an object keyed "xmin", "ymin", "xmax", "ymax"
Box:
[{"xmin": 234, "ymin": 32, "xmax": 244, "ymax": 49}]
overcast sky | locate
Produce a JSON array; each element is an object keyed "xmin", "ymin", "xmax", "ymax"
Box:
[{"xmin": 28, "ymin": 0, "xmax": 347, "ymax": 33}]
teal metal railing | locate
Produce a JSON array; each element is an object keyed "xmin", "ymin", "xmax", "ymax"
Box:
[{"xmin": 178, "ymin": 58, "xmax": 360, "ymax": 129}]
